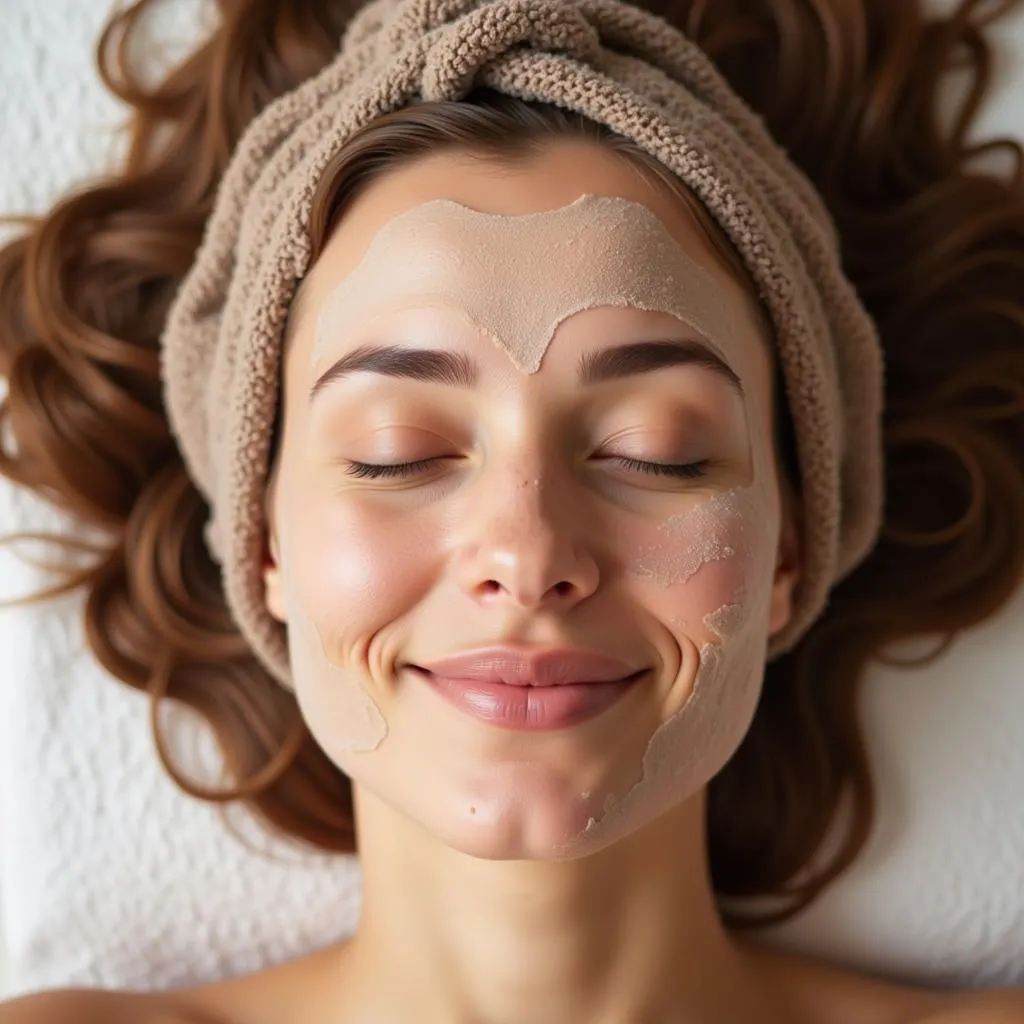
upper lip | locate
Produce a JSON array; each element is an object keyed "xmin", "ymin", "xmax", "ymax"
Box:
[{"xmin": 413, "ymin": 646, "xmax": 641, "ymax": 686}]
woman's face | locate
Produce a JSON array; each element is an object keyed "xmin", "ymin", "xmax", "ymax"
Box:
[{"xmin": 263, "ymin": 136, "xmax": 800, "ymax": 859}]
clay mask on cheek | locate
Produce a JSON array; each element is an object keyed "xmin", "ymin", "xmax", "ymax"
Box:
[
  {"xmin": 277, "ymin": 522, "xmax": 389, "ymax": 752},
  {"xmin": 584, "ymin": 374, "xmax": 777, "ymax": 848},
  {"xmin": 303, "ymin": 193, "xmax": 779, "ymax": 845},
  {"xmin": 579, "ymin": 480, "xmax": 775, "ymax": 847},
  {"xmin": 630, "ymin": 491, "xmax": 740, "ymax": 587}
]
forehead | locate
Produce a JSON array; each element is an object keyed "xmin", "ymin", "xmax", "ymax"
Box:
[
  {"xmin": 312, "ymin": 193, "xmax": 747, "ymax": 376},
  {"xmin": 286, "ymin": 142, "xmax": 772, "ymax": 380}
]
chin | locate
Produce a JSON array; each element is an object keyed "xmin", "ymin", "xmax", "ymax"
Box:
[{"xmin": 398, "ymin": 785, "xmax": 637, "ymax": 861}]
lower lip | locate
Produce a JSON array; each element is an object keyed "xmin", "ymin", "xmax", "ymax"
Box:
[{"xmin": 412, "ymin": 668, "xmax": 642, "ymax": 731}]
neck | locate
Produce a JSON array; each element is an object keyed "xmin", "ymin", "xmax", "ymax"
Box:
[{"xmin": 332, "ymin": 786, "xmax": 787, "ymax": 1024}]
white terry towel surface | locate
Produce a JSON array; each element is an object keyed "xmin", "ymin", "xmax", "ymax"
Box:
[{"xmin": 1, "ymin": 0, "xmax": 1023, "ymax": 1000}]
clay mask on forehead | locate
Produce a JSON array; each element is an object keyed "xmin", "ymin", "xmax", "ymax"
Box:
[
  {"xmin": 312, "ymin": 194, "xmax": 737, "ymax": 373},
  {"xmin": 284, "ymin": 193, "xmax": 779, "ymax": 854}
]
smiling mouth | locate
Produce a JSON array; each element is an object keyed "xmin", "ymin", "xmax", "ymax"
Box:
[{"xmin": 409, "ymin": 667, "xmax": 647, "ymax": 732}]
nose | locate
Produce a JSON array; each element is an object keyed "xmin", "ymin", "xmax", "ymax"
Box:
[{"xmin": 453, "ymin": 469, "xmax": 600, "ymax": 613}]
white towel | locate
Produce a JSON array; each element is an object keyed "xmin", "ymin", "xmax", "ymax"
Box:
[
  {"xmin": 0, "ymin": 487, "xmax": 364, "ymax": 995},
  {"xmin": 1, "ymin": 0, "xmax": 1023, "ymax": 1000}
]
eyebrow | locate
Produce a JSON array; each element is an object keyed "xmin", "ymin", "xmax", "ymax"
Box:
[{"xmin": 309, "ymin": 338, "xmax": 743, "ymax": 402}]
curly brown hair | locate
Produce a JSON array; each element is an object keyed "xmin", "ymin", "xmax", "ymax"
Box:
[{"xmin": 1, "ymin": 0, "xmax": 1021, "ymax": 930}]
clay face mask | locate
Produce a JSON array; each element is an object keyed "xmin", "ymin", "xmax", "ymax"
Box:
[
  {"xmin": 278, "ymin": 537, "xmax": 389, "ymax": 751},
  {"xmin": 313, "ymin": 193, "xmax": 740, "ymax": 373},
  {"xmin": 284, "ymin": 192, "xmax": 779, "ymax": 853}
]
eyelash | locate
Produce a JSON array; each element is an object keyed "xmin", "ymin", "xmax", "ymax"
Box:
[{"xmin": 343, "ymin": 456, "xmax": 709, "ymax": 480}]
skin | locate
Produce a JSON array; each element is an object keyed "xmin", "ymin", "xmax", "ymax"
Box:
[
  {"xmin": 3, "ymin": 139, "xmax": 1022, "ymax": 1024},
  {"xmin": 262, "ymin": 135, "xmax": 796, "ymax": 1024},
  {"xmin": 274, "ymin": 184, "xmax": 783, "ymax": 863}
]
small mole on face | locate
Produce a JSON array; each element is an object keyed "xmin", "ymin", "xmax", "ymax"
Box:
[{"xmin": 469, "ymin": 806, "xmax": 477, "ymax": 814}]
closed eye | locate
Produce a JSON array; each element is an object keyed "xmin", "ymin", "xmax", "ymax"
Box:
[
  {"xmin": 343, "ymin": 457, "xmax": 438, "ymax": 479},
  {"xmin": 342, "ymin": 456, "xmax": 709, "ymax": 480},
  {"xmin": 607, "ymin": 456, "xmax": 709, "ymax": 478}
]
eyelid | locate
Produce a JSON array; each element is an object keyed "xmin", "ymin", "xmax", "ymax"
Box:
[
  {"xmin": 353, "ymin": 424, "xmax": 458, "ymax": 458},
  {"xmin": 342, "ymin": 454, "xmax": 713, "ymax": 481}
]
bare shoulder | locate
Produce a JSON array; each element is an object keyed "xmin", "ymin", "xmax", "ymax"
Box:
[
  {"xmin": 0, "ymin": 942, "xmax": 351, "ymax": 1024},
  {"xmin": 741, "ymin": 939, "xmax": 1024, "ymax": 1024},
  {"xmin": 0, "ymin": 988, "xmax": 225, "ymax": 1024}
]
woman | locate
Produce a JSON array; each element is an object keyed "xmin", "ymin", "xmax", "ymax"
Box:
[{"xmin": 1, "ymin": 0, "xmax": 1022, "ymax": 1021}]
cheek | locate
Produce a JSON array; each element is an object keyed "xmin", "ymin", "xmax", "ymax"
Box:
[
  {"xmin": 277, "ymin": 492, "xmax": 448, "ymax": 756},
  {"xmin": 621, "ymin": 496, "xmax": 767, "ymax": 645},
  {"xmin": 655, "ymin": 555, "xmax": 748, "ymax": 643},
  {"xmin": 285, "ymin": 495, "xmax": 442, "ymax": 660}
]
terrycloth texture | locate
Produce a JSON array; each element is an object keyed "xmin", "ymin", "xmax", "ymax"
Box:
[{"xmin": 160, "ymin": 0, "xmax": 885, "ymax": 689}]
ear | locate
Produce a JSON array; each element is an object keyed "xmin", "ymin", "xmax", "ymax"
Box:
[
  {"xmin": 262, "ymin": 527, "xmax": 288, "ymax": 623},
  {"xmin": 768, "ymin": 483, "xmax": 803, "ymax": 638},
  {"xmin": 262, "ymin": 469, "xmax": 288, "ymax": 624}
]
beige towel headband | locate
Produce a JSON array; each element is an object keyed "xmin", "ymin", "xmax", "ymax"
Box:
[{"xmin": 160, "ymin": 0, "xmax": 884, "ymax": 689}]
